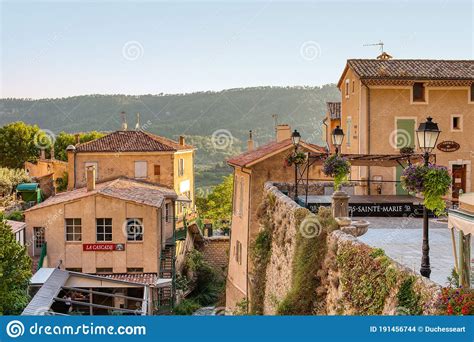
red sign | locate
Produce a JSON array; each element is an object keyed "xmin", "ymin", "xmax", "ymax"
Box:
[
  {"xmin": 82, "ymin": 243, "xmax": 125, "ymax": 251},
  {"xmin": 437, "ymin": 140, "xmax": 460, "ymax": 152}
]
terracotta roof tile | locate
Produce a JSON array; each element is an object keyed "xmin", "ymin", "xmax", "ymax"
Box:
[
  {"xmin": 99, "ymin": 273, "xmax": 158, "ymax": 285},
  {"xmin": 227, "ymin": 139, "xmax": 325, "ymax": 167},
  {"xmin": 5, "ymin": 220, "xmax": 26, "ymax": 233},
  {"xmin": 347, "ymin": 59, "xmax": 474, "ymax": 81},
  {"xmin": 25, "ymin": 178, "xmax": 177, "ymax": 212},
  {"xmin": 75, "ymin": 130, "xmax": 193, "ymax": 153}
]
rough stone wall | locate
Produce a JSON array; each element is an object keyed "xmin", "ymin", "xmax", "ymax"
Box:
[
  {"xmin": 200, "ymin": 236, "xmax": 230, "ymax": 274},
  {"xmin": 260, "ymin": 182, "xmax": 441, "ymax": 315},
  {"xmin": 325, "ymin": 230, "xmax": 441, "ymax": 315},
  {"xmin": 261, "ymin": 182, "xmax": 309, "ymax": 315}
]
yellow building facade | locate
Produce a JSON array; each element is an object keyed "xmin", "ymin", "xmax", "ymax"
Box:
[{"xmin": 331, "ymin": 58, "xmax": 474, "ymax": 197}]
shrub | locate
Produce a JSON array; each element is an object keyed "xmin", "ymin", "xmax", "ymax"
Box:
[
  {"xmin": 436, "ymin": 287, "xmax": 474, "ymax": 315},
  {"xmin": 0, "ymin": 168, "xmax": 31, "ymax": 196},
  {"xmin": 5, "ymin": 211, "xmax": 24, "ymax": 222},
  {"xmin": 396, "ymin": 276, "xmax": 422, "ymax": 315},
  {"xmin": 173, "ymin": 299, "xmax": 201, "ymax": 315}
]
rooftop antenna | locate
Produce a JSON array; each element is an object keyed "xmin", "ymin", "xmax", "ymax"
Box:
[
  {"xmin": 121, "ymin": 111, "xmax": 128, "ymax": 131},
  {"xmin": 135, "ymin": 113, "xmax": 140, "ymax": 130},
  {"xmin": 272, "ymin": 114, "xmax": 278, "ymax": 133},
  {"xmin": 363, "ymin": 40, "xmax": 384, "ymax": 53}
]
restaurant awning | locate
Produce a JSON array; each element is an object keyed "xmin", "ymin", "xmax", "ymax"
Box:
[{"xmin": 307, "ymin": 153, "xmax": 430, "ymax": 167}]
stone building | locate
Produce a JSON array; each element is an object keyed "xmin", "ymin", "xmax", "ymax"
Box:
[
  {"xmin": 329, "ymin": 57, "xmax": 474, "ymax": 197},
  {"xmin": 225, "ymin": 124, "xmax": 326, "ymax": 309}
]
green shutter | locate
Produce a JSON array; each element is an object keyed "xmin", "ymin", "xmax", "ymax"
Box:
[{"xmin": 396, "ymin": 119, "xmax": 415, "ymax": 148}]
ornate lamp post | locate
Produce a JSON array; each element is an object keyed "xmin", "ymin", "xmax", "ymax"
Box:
[
  {"xmin": 291, "ymin": 130, "xmax": 301, "ymax": 201},
  {"xmin": 331, "ymin": 125, "xmax": 345, "ymax": 154},
  {"xmin": 416, "ymin": 116, "xmax": 441, "ymax": 278}
]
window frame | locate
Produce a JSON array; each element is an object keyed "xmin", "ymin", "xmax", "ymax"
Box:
[
  {"xmin": 345, "ymin": 79, "xmax": 350, "ymax": 98},
  {"xmin": 65, "ymin": 218, "xmax": 82, "ymax": 242},
  {"xmin": 178, "ymin": 158, "xmax": 185, "ymax": 177},
  {"xmin": 125, "ymin": 218, "xmax": 144, "ymax": 241},
  {"xmin": 451, "ymin": 114, "xmax": 463, "ymax": 132},
  {"xmin": 154, "ymin": 164, "xmax": 161, "ymax": 176},
  {"xmin": 134, "ymin": 160, "xmax": 148, "ymax": 179},
  {"xmin": 469, "ymin": 84, "xmax": 474, "ymax": 104},
  {"xmin": 96, "ymin": 218, "xmax": 113, "ymax": 242},
  {"xmin": 411, "ymin": 82, "xmax": 427, "ymax": 104},
  {"xmin": 84, "ymin": 162, "xmax": 99, "ymax": 180},
  {"xmin": 33, "ymin": 227, "xmax": 45, "ymax": 249},
  {"xmin": 346, "ymin": 117, "xmax": 352, "ymax": 147}
]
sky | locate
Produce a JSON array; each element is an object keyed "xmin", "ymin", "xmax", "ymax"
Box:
[{"xmin": 1, "ymin": 0, "xmax": 473, "ymax": 99}]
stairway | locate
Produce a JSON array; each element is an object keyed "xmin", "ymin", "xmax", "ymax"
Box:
[{"xmin": 156, "ymin": 243, "xmax": 175, "ymax": 314}]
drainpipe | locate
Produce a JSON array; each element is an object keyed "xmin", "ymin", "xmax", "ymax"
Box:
[{"xmin": 240, "ymin": 166, "xmax": 252, "ymax": 312}]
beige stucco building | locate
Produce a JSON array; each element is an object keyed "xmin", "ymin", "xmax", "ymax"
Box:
[
  {"xmin": 225, "ymin": 125, "xmax": 326, "ymax": 309},
  {"xmin": 67, "ymin": 130, "xmax": 195, "ymax": 219},
  {"xmin": 329, "ymin": 57, "xmax": 474, "ymax": 198}
]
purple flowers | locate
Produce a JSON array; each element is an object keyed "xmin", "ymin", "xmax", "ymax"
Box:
[{"xmin": 323, "ymin": 154, "xmax": 351, "ymax": 190}]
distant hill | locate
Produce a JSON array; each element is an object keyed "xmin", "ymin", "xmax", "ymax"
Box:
[
  {"xmin": 0, "ymin": 85, "xmax": 340, "ymax": 189},
  {"xmin": 0, "ymin": 85, "xmax": 339, "ymax": 145}
]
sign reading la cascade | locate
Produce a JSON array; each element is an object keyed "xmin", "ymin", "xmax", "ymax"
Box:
[{"xmin": 83, "ymin": 243, "xmax": 125, "ymax": 251}]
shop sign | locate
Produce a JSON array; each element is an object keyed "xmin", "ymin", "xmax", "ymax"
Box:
[
  {"xmin": 437, "ymin": 141, "xmax": 460, "ymax": 152},
  {"xmin": 83, "ymin": 243, "xmax": 125, "ymax": 251}
]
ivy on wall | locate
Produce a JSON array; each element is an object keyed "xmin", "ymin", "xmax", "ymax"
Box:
[{"xmin": 277, "ymin": 207, "xmax": 338, "ymax": 315}]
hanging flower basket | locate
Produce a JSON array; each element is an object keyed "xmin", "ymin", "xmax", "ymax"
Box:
[
  {"xmin": 285, "ymin": 151, "xmax": 307, "ymax": 167},
  {"xmin": 323, "ymin": 154, "xmax": 351, "ymax": 191},
  {"xmin": 401, "ymin": 163, "xmax": 451, "ymax": 216}
]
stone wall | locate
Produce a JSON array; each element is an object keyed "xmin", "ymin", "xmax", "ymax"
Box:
[
  {"xmin": 200, "ymin": 236, "xmax": 230, "ymax": 274},
  {"xmin": 257, "ymin": 181, "xmax": 441, "ymax": 315}
]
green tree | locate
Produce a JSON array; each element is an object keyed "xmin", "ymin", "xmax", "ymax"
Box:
[
  {"xmin": 54, "ymin": 131, "xmax": 105, "ymax": 161},
  {"xmin": 0, "ymin": 219, "xmax": 32, "ymax": 314},
  {"xmin": 196, "ymin": 174, "xmax": 233, "ymax": 229},
  {"xmin": 0, "ymin": 122, "xmax": 39, "ymax": 168}
]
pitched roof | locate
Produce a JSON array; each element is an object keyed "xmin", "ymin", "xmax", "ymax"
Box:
[
  {"xmin": 5, "ymin": 220, "xmax": 26, "ymax": 233},
  {"xmin": 227, "ymin": 139, "xmax": 326, "ymax": 168},
  {"xmin": 25, "ymin": 177, "xmax": 177, "ymax": 212},
  {"xmin": 343, "ymin": 59, "xmax": 473, "ymax": 85},
  {"xmin": 75, "ymin": 130, "xmax": 193, "ymax": 153},
  {"xmin": 100, "ymin": 273, "xmax": 159, "ymax": 285}
]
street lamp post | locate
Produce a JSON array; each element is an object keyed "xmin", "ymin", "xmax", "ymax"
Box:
[
  {"xmin": 416, "ymin": 117, "xmax": 441, "ymax": 279},
  {"xmin": 331, "ymin": 125, "xmax": 345, "ymax": 155},
  {"xmin": 291, "ymin": 130, "xmax": 301, "ymax": 202}
]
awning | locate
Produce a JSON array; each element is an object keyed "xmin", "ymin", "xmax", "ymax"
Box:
[
  {"xmin": 16, "ymin": 183, "xmax": 39, "ymax": 191},
  {"xmin": 176, "ymin": 195, "xmax": 192, "ymax": 202},
  {"xmin": 448, "ymin": 209, "xmax": 474, "ymax": 235},
  {"xmin": 307, "ymin": 153, "xmax": 429, "ymax": 167}
]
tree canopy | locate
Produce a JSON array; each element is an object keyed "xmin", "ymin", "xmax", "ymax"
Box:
[
  {"xmin": 0, "ymin": 218, "xmax": 32, "ymax": 315},
  {"xmin": 196, "ymin": 174, "xmax": 233, "ymax": 229}
]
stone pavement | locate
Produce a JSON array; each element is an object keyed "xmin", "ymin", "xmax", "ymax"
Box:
[{"xmin": 359, "ymin": 217, "xmax": 472, "ymax": 286}]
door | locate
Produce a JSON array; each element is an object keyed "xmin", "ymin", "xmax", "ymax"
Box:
[
  {"xmin": 33, "ymin": 227, "xmax": 45, "ymax": 256},
  {"xmin": 452, "ymin": 165, "xmax": 467, "ymax": 200}
]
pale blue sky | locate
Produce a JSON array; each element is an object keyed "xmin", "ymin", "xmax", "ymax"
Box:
[{"xmin": 1, "ymin": 0, "xmax": 472, "ymax": 99}]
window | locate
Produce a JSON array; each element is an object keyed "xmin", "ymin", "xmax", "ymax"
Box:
[
  {"xmin": 96, "ymin": 268, "xmax": 113, "ymax": 274},
  {"xmin": 352, "ymin": 80, "xmax": 355, "ymax": 93},
  {"xmin": 66, "ymin": 268, "xmax": 82, "ymax": 273},
  {"xmin": 34, "ymin": 227, "xmax": 45, "ymax": 248},
  {"xmin": 235, "ymin": 240, "xmax": 242, "ymax": 265},
  {"xmin": 85, "ymin": 162, "xmax": 98, "ymax": 179},
  {"xmin": 178, "ymin": 158, "xmax": 184, "ymax": 177},
  {"xmin": 96, "ymin": 218, "xmax": 112, "ymax": 241},
  {"xmin": 346, "ymin": 117, "xmax": 352, "ymax": 147},
  {"xmin": 134, "ymin": 161, "xmax": 147, "ymax": 179},
  {"xmin": 165, "ymin": 203, "xmax": 170, "ymax": 223},
  {"xmin": 451, "ymin": 115, "xmax": 463, "ymax": 131},
  {"xmin": 470, "ymin": 83, "xmax": 474, "ymax": 102},
  {"xmin": 127, "ymin": 267, "xmax": 143, "ymax": 273},
  {"xmin": 412, "ymin": 82, "xmax": 425, "ymax": 102},
  {"xmin": 65, "ymin": 218, "xmax": 82, "ymax": 241},
  {"xmin": 154, "ymin": 165, "xmax": 161, "ymax": 176},
  {"xmin": 345, "ymin": 79, "xmax": 350, "ymax": 97},
  {"xmin": 125, "ymin": 218, "xmax": 143, "ymax": 241}
]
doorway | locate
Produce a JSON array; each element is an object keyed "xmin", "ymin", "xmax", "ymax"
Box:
[{"xmin": 452, "ymin": 164, "xmax": 467, "ymax": 200}]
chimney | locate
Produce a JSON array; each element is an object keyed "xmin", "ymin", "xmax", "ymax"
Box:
[
  {"xmin": 247, "ymin": 130, "xmax": 254, "ymax": 151},
  {"xmin": 276, "ymin": 124, "xmax": 291, "ymax": 142},
  {"xmin": 121, "ymin": 111, "xmax": 128, "ymax": 131},
  {"xmin": 74, "ymin": 133, "xmax": 80, "ymax": 145},
  {"xmin": 86, "ymin": 165, "xmax": 96, "ymax": 192},
  {"xmin": 179, "ymin": 136, "xmax": 185, "ymax": 146},
  {"xmin": 39, "ymin": 148, "xmax": 46, "ymax": 160},
  {"xmin": 50, "ymin": 144, "xmax": 55, "ymax": 160}
]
